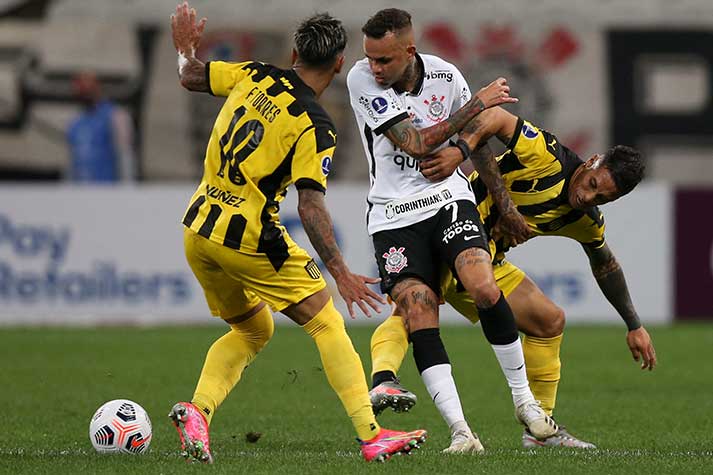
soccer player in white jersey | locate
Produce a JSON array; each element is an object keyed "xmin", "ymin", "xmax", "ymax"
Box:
[{"xmin": 347, "ymin": 8, "xmax": 557, "ymax": 453}]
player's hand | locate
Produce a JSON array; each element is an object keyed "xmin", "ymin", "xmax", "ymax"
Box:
[
  {"xmin": 627, "ymin": 326, "xmax": 657, "ymax": 370},
  {"xmin": 491, "ymin": 208, "xmax": 531, "ymax": 246},
  {"xmin": 335, "ymin": 273, "xmax": 387, "ymax": 318},
  {"xmin": 420, "ymin": 147, "xmax": 462, "ymax": 182},
  {"xmin": 170, "ymin": 2, "xmax": 207, "ymax": 55},
  {"xmin": 475, "ymin": 77, "xmax": 518, "ymax": 109}
]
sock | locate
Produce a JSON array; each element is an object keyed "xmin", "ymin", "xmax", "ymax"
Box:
[
  {"xmin": 490, "ymin": 339, "xmax": 536, "ymax": 408},
  {"xmin": 192, "ymin": 305, "xmax": 274, "ymax": 425},
  {"xmin": 370, "ymin": 314, "xmax": 409, "ymax": 386},
  {"xmin": 303, "ymin": 298, "xmax": 380, "ymax": 441},
  {"xmin": 372, "ymin": 370, "xmax": 397, "ymax": 388},
  {"xmin": 450, "ymin": 420, "xmax": 471, "ymax": 436},
  {"xmin": 522, "ymin": 334, "xmax": 562, "ymax": 416},
  {"xmin": 477, "ymin": 291, "xmax": 519, "ymax": 345},
  {"xmin": 421, "ymin": 364, "xmax": 467, "ymax": 429},
  {"xmin": 411, "ymin": 328, "xmax": 466, "ymax": 429},
  {"xmin": 477, "ymin": 291, "xmax": 534, "ymax": 408}
]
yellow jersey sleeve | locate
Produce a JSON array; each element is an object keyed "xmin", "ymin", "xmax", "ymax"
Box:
[
  {"xmin": 292, "ymin": 123, "xmax": 337, "ymax": 193},
  {"xmin": 507, "ymin": 119, "xmax": 553, "ymax": 168},
  {"xmin": 206, "ymin": 61, "xmax": 256, "ymax": 97},
  {"xmin": 555, "ymin": 207, "xmax": 607, "ymax": 248}
]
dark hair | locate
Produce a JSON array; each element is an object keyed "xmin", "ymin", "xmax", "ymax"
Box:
[
  {"xmin": 602, "ymin": 145, "xmax": 645, "ymax": 196},
  {"xmin": 294, "ymin": 13, "xmax": 347, "ymax": 68},
  {"xmin": 361, "ymin": 8, "xmax": 412, "ymax": 38}
]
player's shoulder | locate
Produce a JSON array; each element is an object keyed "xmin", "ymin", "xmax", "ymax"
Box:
[
  {"xmin": 221, "ymin": 59, "xmax": 277, "ymax": 77},
  {"xmin": 290, "ymin": 95, "xmax": 334, "ymax": 126},
  {"xmin": 585, "ymin": 205, "xmax": 605, "ymax": 227},
  {"xmin": 420, "ymin": 53, "xmax": 460, "ymax": 73},
  {"xmin": 347, "ymin": 58, "xmax": 377, "ymax": 90}
]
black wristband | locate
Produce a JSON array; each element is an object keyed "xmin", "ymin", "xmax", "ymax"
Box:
[{"xmin": 455, "ymin": 139, "xmax": 472, "ymax": 163}]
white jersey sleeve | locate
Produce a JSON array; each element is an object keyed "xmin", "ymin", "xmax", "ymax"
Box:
[
  {"xmin": 451, "ymin": 67, "xmax": 472, "ymax": 110},
  {"xmin": 347, "ymin": 65, "xmax": 409, "ymax": 135}
]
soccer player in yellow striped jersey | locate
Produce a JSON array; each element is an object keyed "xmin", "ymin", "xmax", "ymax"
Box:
[
  {"xmin": 167, "ymin": 2, "xmax": 426, "ymax": 464},
  {"xmin": 370, "ymin": 105, "xmax": 657, "ymax": 448}
]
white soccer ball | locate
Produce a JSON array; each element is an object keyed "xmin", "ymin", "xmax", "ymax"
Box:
[{"xmin": 89, "ymin": 399, "xmax": 152, "ymax": 454}]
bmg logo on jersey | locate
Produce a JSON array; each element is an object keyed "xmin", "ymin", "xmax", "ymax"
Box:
[
  {"xmin": 372, "ymin": 97, "xmax": 389, "ymax": 114},
  {"xmin": 425, "ymin": 70, "xmax": 454, "ymax": 82},
  {"xmin": 442, "ymin": 219, "xmax": 481, "ymax": 244}
]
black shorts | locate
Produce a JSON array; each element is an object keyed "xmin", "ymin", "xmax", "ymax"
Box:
[{"xmin": 372, "ymin": 200, "xmax": 489, "ymax": 296}]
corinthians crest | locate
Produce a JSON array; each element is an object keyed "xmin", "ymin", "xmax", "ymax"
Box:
[
  {"xmin": 382, "ymin": 246, "xmax": 408, "ymax": 273},
  {"xmin": 424, "ymin": 94, "xmax": 446, "ymax": 122}
]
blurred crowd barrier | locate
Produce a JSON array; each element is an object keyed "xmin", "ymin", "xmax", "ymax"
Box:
[
  {"xmin": 0, "ymin": 0, "xmax": 712, "ymax": 183},
  {"xmin": 3, "ymin": 182, "xmax": 710, "ymax": 326}
]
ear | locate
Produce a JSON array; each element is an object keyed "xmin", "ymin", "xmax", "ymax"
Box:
[
  {"xmin": 334, "ymin": 54, "xmax": 345, "ymax": 74},
  {"xmin": 291, "ymin": 48, "xmax": 298, "ymax": 65},
  {"xmin": 406, "ymin": 44, "xmax": 417, "ymax": 58}
]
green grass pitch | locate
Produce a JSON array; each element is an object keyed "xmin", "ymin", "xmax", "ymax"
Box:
[{"xmin": 1, "ymin": 323, "xmax": 712, "ymax": 474}]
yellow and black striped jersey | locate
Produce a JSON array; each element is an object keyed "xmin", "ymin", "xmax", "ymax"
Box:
[
  {"xmin": 183, "ymin": 60, "xmax": 337, "ymax": 271},
  {"xmin": 471, "ymin": 118, "xmax": 606, "ymax": 264}
]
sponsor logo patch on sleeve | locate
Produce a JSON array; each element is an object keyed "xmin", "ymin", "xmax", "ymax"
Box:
[
  {"xmin": 371, "ymin": 96, "xmax": 389, "ymax": 114},
  {"xmin": 522, "ymin": 123, "xmax": 539, "ymax": 139}
]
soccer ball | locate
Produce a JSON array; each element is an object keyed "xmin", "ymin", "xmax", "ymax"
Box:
[{"xmin": 89, "ymin": 399, "xmax": 152, "ymax": 454}]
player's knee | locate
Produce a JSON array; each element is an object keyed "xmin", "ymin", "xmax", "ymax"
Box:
[
  {"xmin": 546, "ymin": 305, "xmax": 566, "ymax": 336},
  {"xmin": 232, "ymin": 307, "xmax": 274, "ymax": 351},
  {"xmin": 469, "ymin": 281, "xmax": 501, "ymax": 308},
  {"xmin": 253, "ymin": 311, "xmax": 275, "ymax": 350},
  {"xmin": 531, "ymin": 305, "xmax": 565, "ymax": 338},
  {"xmin": 394, "ymin": 292, "xmax": 437, "ymax": 330}
]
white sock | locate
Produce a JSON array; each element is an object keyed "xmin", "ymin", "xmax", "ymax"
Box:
[
  {"xmin": 449, "ymin": 420, "xmax": 471, "ymax": 436},
  {"xmin": 491, "ymin": 338, "xmax": 535, "ymax": 407},
  {"xmin": 421, "ymin": 364, "xmax": 466, "ymax": 429}
]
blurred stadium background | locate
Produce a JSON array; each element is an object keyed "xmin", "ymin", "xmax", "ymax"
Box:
[{"xmin": 1, "ymin": 0, "xmax": 711, "ymax": 327}]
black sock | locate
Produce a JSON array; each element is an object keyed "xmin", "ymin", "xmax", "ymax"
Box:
[
  {"xmin": 410, "ymin": 328, "xmax": 450, "ymax": 374},
  {"xmin": 372, "ymin": 370, "xmax": 397, "ymax": 388},
  {"xmin": 477, "ymin": 291, "xmax": 519, "ymax": 345}
]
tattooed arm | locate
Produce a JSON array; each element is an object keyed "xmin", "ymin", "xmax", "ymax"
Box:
[
  {"xmin": 297, "ymin": 188, "xmax": 347, "ymax": 278},
  {"xmin": 170, "ymin": 2, "xmax": 209, "ymax": 92},
  {"xmin": 384, "ymin": 77, "xmax": 517, "ymax": 159},
  {"xmin": 420, "ymin": 106, "xmax": 516, "ymax": 181},
  {"xmin": 583, "ymin": 242, "xmax": 657, "ymax": 370},
  {"xmin": 419, "ymin": 106, "xmax": 529, "ymax": 243},
  {"xmin": 297, "ymin": 188, "xmax": 385, "ymax": 317},
  {"xmin": 583, "ymin": 243, "xmax": 641, "ymax": 330},
  {"xmin": 464, "ymin": 108, "xmax": 530, "ymax": 244}
]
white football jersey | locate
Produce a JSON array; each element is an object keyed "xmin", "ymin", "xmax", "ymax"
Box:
[{"xmin": 347, "ymin": 53, "xmax": 476, "ymax": 235}]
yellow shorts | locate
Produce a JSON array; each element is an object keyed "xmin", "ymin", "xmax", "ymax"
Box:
[
  {"xmin": 441, "ymin": 260, "xmax": 526, "ymax": 324},
  {"xmin": 183, "ymin": 227, "xmax": 326, "ymax": 317}
]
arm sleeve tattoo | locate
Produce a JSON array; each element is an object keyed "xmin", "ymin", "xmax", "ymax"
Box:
[
  {"xmin": 464, "ymin": 121, "xmax": 516, "ymax": 217},
  {"xmin": 384, "ymin": 96, "xmax": 487, "ymax": 158},
  {"xmin": 297, "ymin": 188, "xmax": 347, "ymax": 278},
  {"xmin": 584, "ymin": 243, "xmax": 642, "ymax": 331}
]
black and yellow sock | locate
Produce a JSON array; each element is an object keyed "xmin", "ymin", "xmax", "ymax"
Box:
[
  {"xmin": 522, "ymin": 333, "xmax": 563, "ymax": 416},
  {"xmin": 192, "ymin": 305, "xmax": 274, "ymax": 425},
  {"xmin": 370, "ymin": 315, "xmax": 409, "ymax": 387},
  {"xmin": 303, "ymin": 298, "xmax": 380, "ymax": 441}
]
